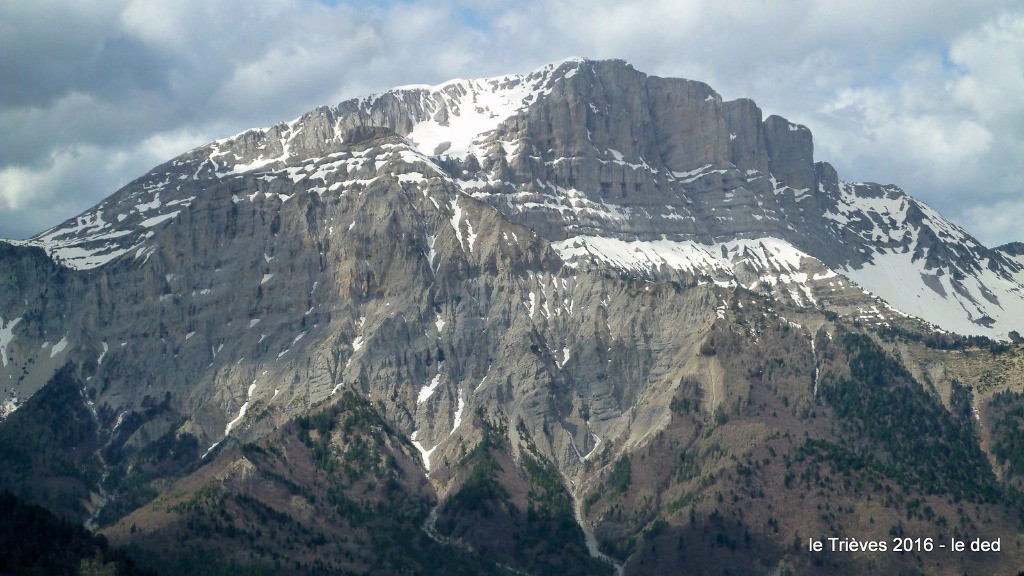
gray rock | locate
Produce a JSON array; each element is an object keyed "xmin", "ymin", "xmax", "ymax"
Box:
[{"xmin": 1, "ymin": 58, "xmax": 1022, "ymax": 521}]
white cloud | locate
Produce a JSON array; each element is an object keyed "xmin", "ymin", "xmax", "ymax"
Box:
[
  {"xmin": 950, "ymin": 13, "xmax": 1024, "ymax": 120},
  {"xmin": 0, "ymin": 146, "xmax": 127, "ymax": 237},
  {"xmin": 809, "ymin": 13, "xmax": 1021, "ymax": 243},
  {"xmin": 963, "ymin": 199, "xmax": 1024, "ymax": 248},
  {"xmin": 0, "ymin": 129, "xmax": 213, "ymax": 239}
]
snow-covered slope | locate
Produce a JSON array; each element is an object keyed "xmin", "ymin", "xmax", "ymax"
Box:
[
  {"xmin": 398, "ymin": 58, "xmax": 585, "ymax": 159},
  {"xmin": 820, "ymin": 181, "xmax": 1024, "ymax": 337},
  {"xmin": 553, "ymin": 236, "xmax": 831, "ymax": 306},
  {"xmin": 2, "ymin": 59, "xmax": 579, "ymax": 271}
]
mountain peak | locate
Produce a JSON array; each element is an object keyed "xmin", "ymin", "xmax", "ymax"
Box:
[
  {"xmin": 5, "ymin": 58, "xmax": 1023, "ymax": 339},
  {"xmin": 997, "ymin": 240, "xmax": 1024, "ymax": 256},
  {"xmin": 3, "ymin": 56, "xmax": 1024, "ymax": 576}
]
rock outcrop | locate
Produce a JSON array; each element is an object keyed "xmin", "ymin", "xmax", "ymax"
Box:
[{"xmin": 1, "ymin": 57, "xmax": 1023, "ymax": 576}]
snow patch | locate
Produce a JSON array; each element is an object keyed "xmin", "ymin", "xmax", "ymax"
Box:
[
  {"xmin": 403, "ymin": 63, "xmax": 574, "ymax": 160},
  {"xmin": 50, "ymin": 337, "xmax": 68, "ymax": 358},
  {"xmin": 552, "ymin": 236, "xmax": 831, "ymax": 308},
  {"xmin": 0, "ymin": 317, "xmax": 21, "ymax": 367},
  {"xmin": 223, "ymin": 379, "xmax": 258, "ymax": 438},
  {"xmin": 1, "ymin": 397, "xmax": 20, "ymax": 419},
  {"xmin": 410, "ymin": 430, "xmax": 438, "ymax": 472},
  {"xmin": 418, "ymin": 371, "xmax": 443, "ymax": 404},
  {"xmin": 139, "ymin": 211, "xmax": 180, "ymax": 228},
  {"xmin": 557, "ymin": 347, "xmax": 571, "ymax": 368},
  {"xmin": 451, "ymin": 393, "xmax": 466, "ymax": 435}
]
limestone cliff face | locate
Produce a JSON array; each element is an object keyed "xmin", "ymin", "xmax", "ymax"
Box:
[
  {"xmin": 0, "ymin": 127, "xmax": 711, "ymax": 472},
  {"xmin": 0, "ymin": 60, "xmax": 1022, "ymax": 564}
]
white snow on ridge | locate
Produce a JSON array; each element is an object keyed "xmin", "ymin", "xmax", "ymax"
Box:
[
  {"xmin": 670, "ymin": 164, "xmax": 728, "ymax": 183},
  {"xmin": 55, "ymin": 245, "xmax": 135, "ymax": 269},
  {"xmin": 224, "ymin": 380, "xmax": 258, "ymax": 438},
  {"xmin": 825, "ymin": 182, "xmax": 976, "ymax": 249},
  {"xmin": 553, "ymin": 235, "xmax": 824, "ymax": 306},
  {"xmin": 465, "ymin": 219, "xmax": 477, "ymax": 252},
  {"xmin": 553, "ymin": 236, "xmax": 811, "ymax": 279},
  {"xmin": 451, "ymin": 393, "xmax": 466, "ymax": 435},
  {"xmin": 399, "ymin": 60, "xmax": 584, "ymax": 160},
  {"xmin": 12, "ymin": 203, "xmax": 181, "ymax": 270},
  {"xmin": 1001, "ymin": 251, "xmax": 1024, "ymax": 285},
  {"xmin": 450, "ymin": 200, "xmax": 466, "ymax": 251},
  {"xmin": 555, "ymin": 231, "xmax": 1024, "ymax": 339},
  {"xmin": 139, "ymin": 211, "xmax": 180, "ymax": 228},
  {"xmin": 6, "ymin": 234, "xmax": 136, "ymax": 270},
  {"xmin": 824, "ymin": 182, "xmax": 912, "ymax": 242},
  {"xmin": 8, "ymin": 59, "xmax": 578, "ymax": 272},
  {"xmin": 554, "ymin": 236, "xmax": 725, "ymax": 276},
  {"xmin": 558, "ymin": 347, "xmax": 571, "ymax": 368},
  {"xmin": 494, "ymin": 183, "xmax": 633, "ymax": 224},
  {"xmin": 824, "ymin": 181, "xmax": 1022, "ymax": 337},
  {"xmin": 1, "ymin": 397, "xmax": 19, "ymax": 419},
  {"xmin": 915, "ymin": 198, "xmax": 974, "ymax": 246}
]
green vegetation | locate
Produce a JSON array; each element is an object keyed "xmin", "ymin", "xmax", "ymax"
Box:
[
  {"xmin": 0, "ymin": 491, "xmax": 154, "ymax": 576},
  {"xmin": 440, "ymin": 442, "xmax": 508, "ymax": 525},
  {"xmin": 98, "ymin": 424, "xmax": 199, "ymax": 526},
  {"xmin": 949, "ymin": 379, "xmax": 974, "ymax": 423},
  {"xmin": 438, "ymin": 413, "xmax": 511, "ymax": 530},
  {"xmin": 437, "ymin": 415, "xmax": 612, "ymax": 576},
  {"xmin": 520, "ymin": 452, "xmax": 597, "ymax": 570},
  {"xmin": 876, "ymin": 324, "xmax": 1014, "ymax": 354},
  {"xmin": 0, "ymin": 365, "xmax": 103, "ymax": 521},
  {"xmin": 988, "ymin": 391, "xmax": 1024, "ymax": 478},
  {"xmin": 607, "ymin": 455, "xmax": 632, "ymax": 495},
  {"xmin": 0, "ymin": 367, "xmax": 200, "ymax": 528},
  {"xmin": 819, "ymin": 332, "xmax": 997, "ymax": 502},
  {"xmin": 132, "ymin": 391, "xmax": 509, "ymax": 576},
  {"xmin": 295, "ymin": 392, "xmax": 428, "ymax": 528}
]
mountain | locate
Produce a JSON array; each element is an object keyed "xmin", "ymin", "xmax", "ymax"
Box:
[
  {"xmin": 0, "ymin": 491, "xmax": 156, "ymax": 576},
  {"xmin": 1, "ymin": 57, "xmax": 1023, "ymax": 575}
]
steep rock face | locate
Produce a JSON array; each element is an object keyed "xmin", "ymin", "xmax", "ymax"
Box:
[
  {"xmin": 723, "ymin": 97, "xmax": 770, "ymax": 175},
  {"xmin": 0, "ymin": 243, "xmax": 77, "ymax": 415},
  {"xmin": 0, "ymin": 129, "xmax": 717, "ymax": 500},
  {"xmin": 0, "ymin": 57, "xmax": 1020, "ymax": 479},
  {"xmin": 10, "ymin": 58, "xmax": 1020, "ymax": 341},
  {"xmin": 763, "ymin": 114, "xmax": 815, "ymax": 192},
  {"xmin": 1, "ymin": 57, "xmax": 1023, "ymax": 575}
]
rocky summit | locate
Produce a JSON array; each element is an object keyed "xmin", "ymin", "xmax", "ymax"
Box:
[{"xmin": 2, "ymin": 58, "xmax": 1024, "ymax": 575}]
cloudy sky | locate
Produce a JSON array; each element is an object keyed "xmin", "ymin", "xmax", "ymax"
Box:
[{"xmin": 1, "ymin": 0, "xmax": 1022, "ymax": 246}]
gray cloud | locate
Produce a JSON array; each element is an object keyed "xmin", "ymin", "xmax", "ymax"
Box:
[
  {"xmin": 0, "ymin": 0, "xmax": 1021, "ymax": 247},
  {"xmin": 0, "ymin": 1, "xmax": 129, "ymax": 107}
]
